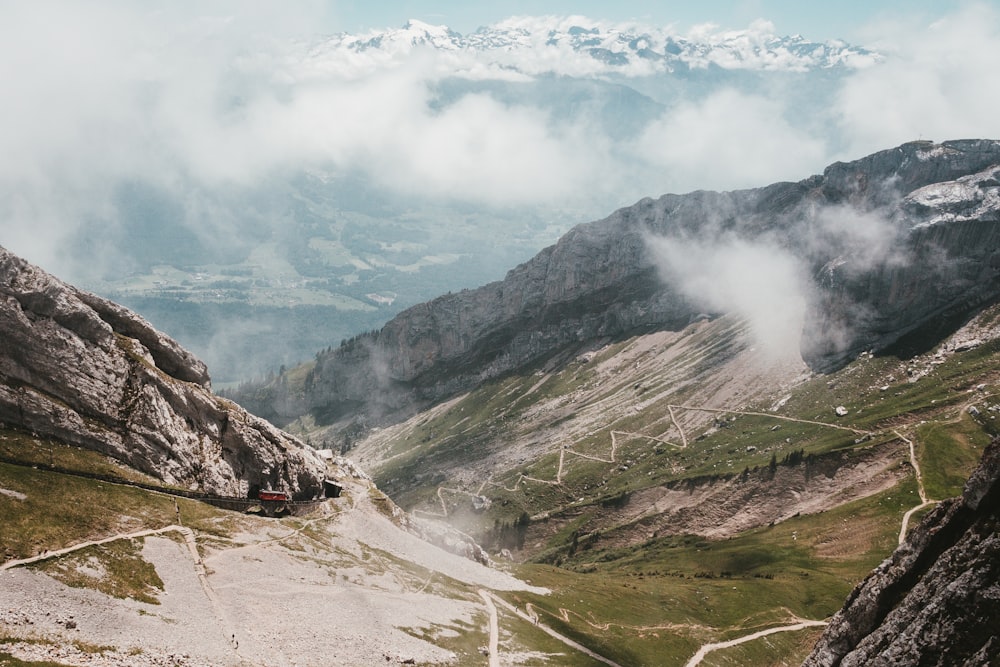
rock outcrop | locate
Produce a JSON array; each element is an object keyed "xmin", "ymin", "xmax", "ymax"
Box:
[
  {"xmin": 802, "ymin": 145, "xmax": 1000, "ymax": 370},
  {"xmin": 802, "ymin": 440, "xmax": 1000, "ymax": 666},
  {"xmin": 0, "ymin": 246, "xmax": 325, "ymax": 498},
  {"xmin": 237, "ymin": 139, "xmax": 1000, "ymax": 429}
]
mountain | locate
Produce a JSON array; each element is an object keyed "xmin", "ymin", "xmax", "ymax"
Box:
[
  {"xmin": 235, "ymin": 139, "xmax": 1000, "ymax": 431},
  {"xmin": 222, "ymin": 138, "xmax": 1000, "ymax": 665},
  {"xmin": 4, "ymin": 142, "xmax": 1000, "ymax": 665},
  {"xmin": 36, "ymin": 18, "xmax": 877, "ymax": 386},
  {"xmin": 306, "ymin": 17, "xmax": 878, "ymax": 77},
  {"xmin": 1, "ymin": 244, "xmax": 565, "ymax": 665},
  {"xmin": 0, "ymin": 246, "xmax": 325, "ymax": 498}
]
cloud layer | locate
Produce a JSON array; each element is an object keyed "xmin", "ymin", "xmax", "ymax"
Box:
[{"xmin": 0, "ymin": 2, "xmax": 998, "ymax": 283}]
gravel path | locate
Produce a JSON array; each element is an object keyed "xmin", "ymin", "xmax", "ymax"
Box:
[
  {"xmin": 487, "ymin": 593, "xmax": 624, "ymax": 667},
  {"xmin": 478, "ymin": 590, "xmax": 499, "ymax": 667},
  {"xmin": 683, "ymin": 620, "xmax": 828, "ymax": 667},
  {"xmin": 894, "ymin": 429, "xmax": 937, "ymax": 545},
  {"xmin": 0, "ymin": 536, "xmax": 231, "ymax": 666},
  {"xmin": 1, "ymin": 525, "xmax": 188, "ymax": 571}
]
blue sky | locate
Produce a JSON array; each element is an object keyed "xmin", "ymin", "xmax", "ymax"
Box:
[{"xmin": 325, "ymin": 0, "xmax": 971, "ymax": 41}]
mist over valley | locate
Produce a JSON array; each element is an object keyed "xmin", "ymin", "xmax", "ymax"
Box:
[{"xmin": 7, "ymin": 6, "xmax": 995, "ymax": 383}]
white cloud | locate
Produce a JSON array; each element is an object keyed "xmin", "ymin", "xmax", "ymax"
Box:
[
  {"xmin": 632, "ymin": 89, "xmax": 828, "ymax": 195},
  {"xmin": 1, "ymin": 1, "xmax": 997, "ymax": 287},
  {"xmin": 645, "ymin": 233, "xmax": 809, "ymax": 361},
  {"xmin": 0, "ymin": 2, "xmax": 612, "ymax": 278},
  {"xmin": 808, "ymin": 205, "xmax": 905, "ymax": 272},
  {"xmin": 834, "ymin": 2, "xmax": 1000, "ymax": 156}
]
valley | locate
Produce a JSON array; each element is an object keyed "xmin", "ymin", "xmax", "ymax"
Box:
[
  {"xmin": 94, "ymin": 188, "xmax": 574, "ymax": 386},
  {"xmin": 3, "ymin": 139, "xmax": 1000, "ymax": 665},
  {"xmin": 2, "ymin": 0, "xmax": 999, "ymax": 661},
  {"xmin": 275, "ymin": 306, "xmax": 994, "ymax": 665},
  {"xmin": 1, "ymin": 297, "xmax": 990, "ymax": 666}
]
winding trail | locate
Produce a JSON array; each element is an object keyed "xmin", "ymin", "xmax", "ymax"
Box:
[
  {"xmin": 533, "ymin": 603, "xmax": 711, "ymax": 636},
  {"xmin": 667, "ymin": 404, "xmax": 871, "ymax": 435},
  {"xmin": 668, "ymin": 405, "xmax": 689, "ymax": 448},
  {"xmin": 1, "ymin": 525, "xmax": 190, "ymax": 571},
  {"xmin": 679, "ymin": 422, "xmax": 939, "ymax": 664},
  {"xmin": 474, "ymin": 403, "xmax": 860, "ymax": 498},
  {"xmin": 411, "ymin": 400, "xmax": 939, "ymax": 666},
  {"xmin": 683, "ymin": 619, "xmax": 828, "ymax": 667},
  {"xmin": 485, "ymin": 592, "xmax": 624, "ymax": 667},
  {"xmin": 478, "ymin": 590, "xmax": 500, "ymax": 667},
  {"xmin": 895, "ymin": 429, "xmax": 935, "ymax": 545}
]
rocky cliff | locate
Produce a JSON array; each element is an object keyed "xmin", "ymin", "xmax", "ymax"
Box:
[
  {"xmin": 0, "ymin": 246, "xmax": 326, "ymax": 498},
  {"xmin": 238, "ymin": 139, "xmax": 1000, "ymax": 429},
  {"xmin": 803, "ymin": 439, "xmax": 1000, "ymax": 666}
]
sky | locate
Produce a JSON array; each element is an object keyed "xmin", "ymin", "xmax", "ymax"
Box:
[{"xmin": 327, "ymin": 0, "xmax": 964, "ymax": 41}]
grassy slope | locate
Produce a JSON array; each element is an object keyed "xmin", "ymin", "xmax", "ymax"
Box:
[
  {"xmin": 5, "ymin": 312, "xmax": 999, "ymax": 665},
  {"xmin": 0, "ymin": 436, "xmax": 503, "ymax": 666},
  {"xmin": 0, "ymin": 436, "xmax": 228, "ymax": 667},
  {"xmin": 344, "ymin": 308, "xmax": 1000, "ymax": 665},
  {"xmin": 0, "ymin": 431, "xmax": 229, "ymax": 562},
  {"xmin": 497, "ymin": 479, "xmax": 914, "ymax": 666}
]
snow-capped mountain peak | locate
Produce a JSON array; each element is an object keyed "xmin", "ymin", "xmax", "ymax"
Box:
[{"xmin": 305, "ymin": 16, "xmax": 879, "ymax": 79}]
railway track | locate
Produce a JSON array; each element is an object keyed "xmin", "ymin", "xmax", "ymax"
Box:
[{"xmin": 0, "ymin": 453, "xmax": 327, "ymax": 515}]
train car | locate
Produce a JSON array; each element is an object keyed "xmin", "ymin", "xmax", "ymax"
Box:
[{"xmin": 258, "ymin": 489, "xmax": 290, "ymax": 502}]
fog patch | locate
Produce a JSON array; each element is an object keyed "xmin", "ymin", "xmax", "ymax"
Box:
[
  {"xmin": 806, "ymin": 205, "xmax": 907, "ymax": 273},
  {"xmin": 645, "ymin": 198, "xmax": 915, "ymax": 365},
  {"xmin": 646, "ymin": 233, "xmax": 809, "ymax": 361}
]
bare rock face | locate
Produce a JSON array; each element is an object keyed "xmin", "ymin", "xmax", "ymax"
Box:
[
  {"xmin": 238, "ymin": 140, "xmax": 1000, "ymax": 430},
  {"xmin": 802, "ymin": 440, "xmax": 1000, "ymax": 666},
  {"xmin": 0, "ymin": 246, "xmax": 325, "ymax": 498},
  {"xmin": 801, "ymin": 144, "xmax": 1000, "ymax": 371}
]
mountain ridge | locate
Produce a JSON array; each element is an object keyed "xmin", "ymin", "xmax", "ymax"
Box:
[
  {"xmin": 804, "ymin": 438, "xmax": 1000, "ymax": 665},
  {"xmin": 4, "ymin": 141, "xmax": 1000, "ymax": 665},
  {"xmin": 235, "ymin": 139, "xmax": 1000, "ymax": 434},
  {"xmin": 306, "ymin": 16, "xmax": 878, "ymax": 78}
]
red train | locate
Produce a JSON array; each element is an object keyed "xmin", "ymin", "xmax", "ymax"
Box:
[{"xmin": 258, "ymin": 489, "xmax": 290, "ymax": 502}]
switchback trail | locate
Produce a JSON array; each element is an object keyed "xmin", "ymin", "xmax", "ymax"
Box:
[
  {"xmin": 894, "ymin": 429, "xmax": 935, "ymax": 545},
  {"xmin": 483, "ymin": 402, "xmax": 863, "ymax": 497}
]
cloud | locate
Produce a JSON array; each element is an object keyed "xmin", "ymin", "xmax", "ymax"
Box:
[
  {"xmin": 632, "ymin": 89, "xmax": 828, "ymax": 195},
  {"xmin": 796, "ymin": 204, "xmax": 906, "ymax": 272},
  {"xmin": 0, "ymin": 2, "xmax": 621, "ymax": 278},
  {"xmin": 2, "ymin": 1, "xmax": 997, "ymax": 289},
  {"xmin": 0, "ymin": 1, "xmax": 619, "ymax": 202},
  {"xmin": 834, "ymin": 2, "xmax": 1000, "ymax": 156},
  {"xmin": 645, "ymin": 233, "xmax": 809, "ymax": 361},
  {"xmin": 643, "ymin": 198, "xmax": 912, "ymax": 365},
  {"xmin": 249, "ymin": 65, "xmax": 605, "ymax": 206}
]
